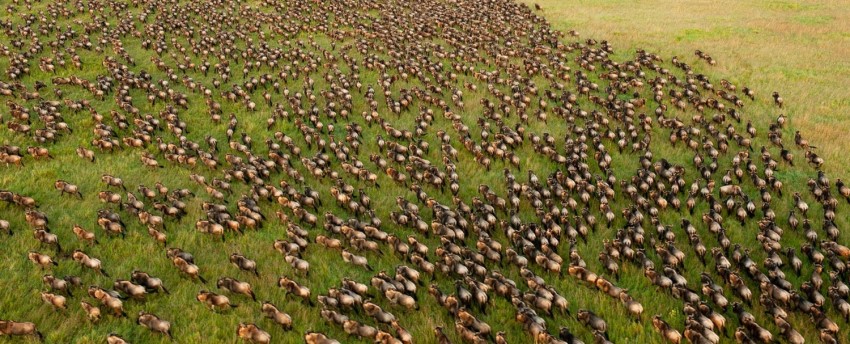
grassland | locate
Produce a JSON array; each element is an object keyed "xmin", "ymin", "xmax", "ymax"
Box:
[
  {"xmin": 521, "ymin": 0, "xmax": 850, "ymax": 175},
  {"xmin": 0, "ymin": 0, "xmax": 848, "ymax": 343}
]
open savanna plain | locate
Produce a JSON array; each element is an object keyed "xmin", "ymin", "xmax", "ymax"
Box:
[
  {"xmin": 0, "ymin": 0, "xmax": 848, "ymax": 343},
  {"xmin": 522, "ymin": 0, "xmax": 850, "ymax": 175}
]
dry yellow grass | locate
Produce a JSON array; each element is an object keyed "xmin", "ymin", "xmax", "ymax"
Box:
[{"xmin": 522, "ymin": 0, "xmax": 850, "ymax": 174}]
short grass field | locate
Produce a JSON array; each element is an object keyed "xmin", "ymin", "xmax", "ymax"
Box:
[{"xmin": 0, "ymin": 0, "xmax": 848, "ymax": 343}]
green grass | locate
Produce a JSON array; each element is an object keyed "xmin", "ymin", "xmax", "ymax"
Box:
[
  {"xmin": 0, "ymin": 0, "xmax": 847, "ymax": 343},
  {"xmin": 524, "ymin": 0, "xmax": 850, "ymax": 176}
]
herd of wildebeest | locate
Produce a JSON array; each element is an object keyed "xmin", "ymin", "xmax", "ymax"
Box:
[{"xmin": 0, "ymin": 0, "xmax": 848, "ymax": 343}]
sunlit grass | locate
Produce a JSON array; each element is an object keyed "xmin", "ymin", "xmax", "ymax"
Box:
[{"xmin": 0, "ymin": 0, "xmax": 846, "ymax": 343}]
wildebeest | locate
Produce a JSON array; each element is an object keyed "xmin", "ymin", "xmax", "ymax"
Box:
[
  {"xmin": 114, "ymin": 279, "xmax": 147, "ymax": 300},
  {"xmin": 72, "ymin": 225, "xmax": 98, "ymax": 245},
  {"xmin": 230, "ymin": 253, "xmax": 260, "ymax": 276},
  {"xmin": 40, "ymin": 291, "xmax": 67, "ymax": 311},
  {"xmin": 172, "ymin": 256, "xmax": 206, "ymax": 283},
  {"xmin": 0, "ymin": 320, "xmax": 43, "ymax": 341},
  {"xmin": 217, "ymin": 277, "xmax": 257, "ymax": 301},
  {"xmin": 236, "ymin": 323, "xmax": 270, "ymax": 344},
  {"xmin": 2, "ymin": 0, "xmax": 849, "ymax": 343},
  {"xmin": 137, "ymin": 311, "xmax": 172, "ymax": 339},
  {"xmin": 260, "ymin": 301, "xmax": 292, "ymax": 331},
  {"xmin": 278, "ymin": 276, "xmax": 312, "ymax": 305},
  {"xmin": 72, "ymin": 250, "xmax": 108, "ymax": 276},
  {"xmin": 80, "ymin": 301, "xmax": 101, "ymax": 322},
  {"xmin": 652, "ymin": 315, "xmax": 682, "ymax": 344},
  {"xmin": 131, "ymin": 270, "xmax": 170, "ymax": 294},
  {"xmin": 28, "ymin": 251, "xmax": 58, "ymax": 269},
  {"xmin": 106, "ymin": 333, "xmax": 129, "ymax": 344},
  {"xmin": 88, "ymin": 286, "xmax": 125, "ymax": 317},
  {"xmin": 54, "ymin": 180, "xmax": 82, "ymax": 198},
  {"xmin": 305, "ymin": 331, "xmax": 341, "ymax": 344},
  {"xmin": 197, "ymin": 290, "xmax": 238, "ymax": 311}
]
